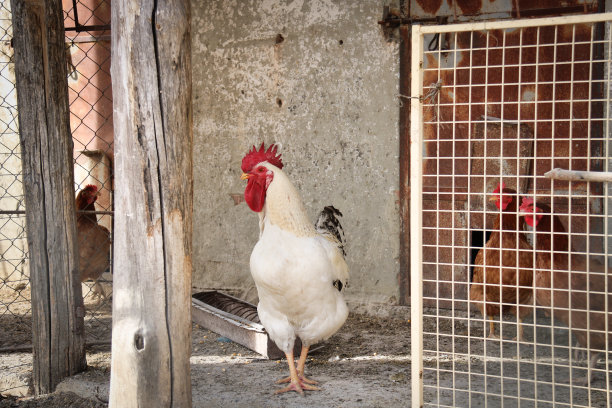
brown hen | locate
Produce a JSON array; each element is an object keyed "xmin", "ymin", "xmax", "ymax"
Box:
[
  {"xmin": 470, "ymin": 183, "xmax": 534, "ymax": 341},
  {"xmin": 76, "ymin": 184, "xmax": 111, "ymax": 303},
  {"xmin": 520, "ymin": 197, "xmax": 612, "ymax": 384}
]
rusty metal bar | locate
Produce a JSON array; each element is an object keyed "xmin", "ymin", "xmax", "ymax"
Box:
[
  {"xmin": 0, "ymin": 345, "xmax": 33, "ymax": 353},
  {"xmin": 70, "ymin": 0, "xmax": 79, "ymax": 29},
  {"xmin": 398, "ymin": 21, "xmax": 411, "ymax": 305},
  {"xmin": 379, "ymin": 7, "xmax": 597, "ymax": 28},
  {"xmin": 64, "ymin": 0, "xmax": 110, "ymax": 33},
  {"xmin": 66, "ymin": 34, "xmax": 111, "ymax": 43},
  {"xmin": 0, "ymin": 210, "xmax": 114, "ymax": 215},
  {"xmin": 418, "ymin": 12, "xmax": 612, "ymax": 34},
  {"xmin": 64, "ymin": 24, "xmax": 110, "ymax": 32},
  {"xmin": 77, "ymin": 210, "xmax": 113, "ymax": 215},
  {"xmin": 0, "ymin": 340, "xmax": 111, "ymax": 353}
]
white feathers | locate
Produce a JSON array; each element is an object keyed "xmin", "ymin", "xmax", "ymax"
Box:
[{"xmin": 248, "ymin": 163, "xmax": 349, "ymax": 353}]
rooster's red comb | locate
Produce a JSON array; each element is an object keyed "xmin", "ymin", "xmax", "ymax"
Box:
[
  {"xmin": 83, "ymin": 184, "xmax": 98, "ymax": 192},
  {"xmin": 492, "ymin": 182, "xmax": 506, "ymax": 194},
  {"xmin": 520, "ymin": 197, "xmax": 535, "ymax": 211},
  {"xmin": 241, "ymin": 143, "xmax": 283, "ymax": 172}
]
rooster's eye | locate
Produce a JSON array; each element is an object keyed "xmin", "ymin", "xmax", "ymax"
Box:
[{"xmin": 257, "ymin": 167, "xmax": 265, "ymax": 173}]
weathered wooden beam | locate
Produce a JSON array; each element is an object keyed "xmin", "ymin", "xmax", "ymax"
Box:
[
  {"xmin": 545, "ymin": 168, "xmax": 612, "ymax": 183},
  {"xmin": 108, "ymin": 0, "xmax": 193, "ymax": 406},
  {"xmin": 10, "ymin": 0, "xmax": 86, "ymax": 395}
]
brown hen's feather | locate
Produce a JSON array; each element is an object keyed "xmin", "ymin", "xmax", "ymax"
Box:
[
  {"xmin": 527, "ymin": 201, "xmax": 612, "ymax": 382},
  {"xmin": 75, "ymin": 186, "xmax": 111, "ymax": 302},
  {"xmin": 470, "ymin": 188, "xmax": 534, "ymax": 339}
]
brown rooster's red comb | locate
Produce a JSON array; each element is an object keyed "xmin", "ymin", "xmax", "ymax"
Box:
[
  {"xmin": 520, "ymin": 197, "xmax": 535, "ymax": 211},
  {"xmin": 492, "ymin": 182, "xmax": 506, "ymax": 194},
  {"xmin": 84, "ymin": 184, "xmax": 98, "ymax": 192},
  {"xmin": 241, "ymin": 143, "xmax": 283, "ymax": 173}
]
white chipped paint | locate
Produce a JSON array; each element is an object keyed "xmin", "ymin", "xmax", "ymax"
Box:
[{"xmin": 522, "ymin": 90, "xmax": 536, "ymax": 101}]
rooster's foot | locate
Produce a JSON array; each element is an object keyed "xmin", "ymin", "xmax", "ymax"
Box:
[
  {"xmin": 510, "ymin": 333, "xmax": 525, "ymax": 342},
  {"xmin": 566, "ymin": 353, "xmax": 600, "ymax": 386},
  {"xmin": 277, "ymin": 375, "xmax": 319, "ymax": 386},
  {"xmin": 489, "ymin": 333, "xmax": 524, "ymax": 341},
  {"xmin": 274, "ymin": 380, "xmax": 319, "ymax": 395},
  {"xmin": 570, "ymin": 376, "xmax": 590, "ymax": 387},
  {"xmin": 275, "ymin": 349, "xmax": 321, "ymax": 395}
]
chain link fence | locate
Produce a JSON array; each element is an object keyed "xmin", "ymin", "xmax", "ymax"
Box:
[
  {"xmin": 0, "ymin": 0, "xmax": 28, "ymax": 355},
  {"xmin": 65, "ymin": 0, "xmax": 113, "ymax": 345},
  {"xmin": 0, "ymin": 0, "xmax": 113, "ymax": 367}
]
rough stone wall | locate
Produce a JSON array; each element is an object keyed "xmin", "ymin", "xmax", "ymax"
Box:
[{"xmin": 192, "ymin": 0, "xmax": 400, "ymax": 305}]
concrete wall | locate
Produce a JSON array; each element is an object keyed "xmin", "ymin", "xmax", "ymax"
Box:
[{"xmin": 191, "ymin": 0, "xmax": 400, "ymax": 305}]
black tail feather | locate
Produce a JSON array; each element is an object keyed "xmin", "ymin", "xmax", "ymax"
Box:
[{"xmin": 315, "ymin": 205, "xmax": 346, "ymax": 257}]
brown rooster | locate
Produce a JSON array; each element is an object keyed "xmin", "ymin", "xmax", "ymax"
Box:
[
  {"xmin": 76, "ymin": 184, "xmax": 111, "ymax": 303},
  {"xmin": 520, "ymin": 197, "xmax": 612, "ymax": 384},
  {"xmin": 470, "ymin": 183, "xmax": 534, "ymax": 341}
]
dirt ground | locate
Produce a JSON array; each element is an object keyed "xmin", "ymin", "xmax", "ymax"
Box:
[
  {"xmin": 2, "ymin": 303, "xmax": 611, "ymax": 407},
  {"xmin": 0, "ymin": 281, "xmax": 113, "ymax": 349},
  {"xmin": 0, "ymin": 310, "xmax": 412, "ymax": 408}
]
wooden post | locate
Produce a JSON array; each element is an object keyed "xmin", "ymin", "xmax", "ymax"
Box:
[
  {"xmin": 545, "ymin": 168, "xmax": 612, "ymax": 183},
  {"xmin": 10, "ymin": 0, "xmax": 87, "ymax": 394},
  {"xmin": 109, "ymin": 0, "xmax": 193, "ymax": 406}
]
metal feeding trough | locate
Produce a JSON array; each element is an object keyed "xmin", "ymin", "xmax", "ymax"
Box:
[{"xmin": 191, "ymin": 291, "xmax": 301, "ymax": 359}]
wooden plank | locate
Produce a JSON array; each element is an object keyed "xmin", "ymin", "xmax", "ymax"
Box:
[
  {"xmin": 108, "ymin": 0, "xmax": 193, "ymax": 406},
  {"xmin": 10, "ymin": 0, "xmax": 86, "ymax": 395},
  {"xmin": 545, "ymin": 168, "xmax": 612, "ymax": 183}
]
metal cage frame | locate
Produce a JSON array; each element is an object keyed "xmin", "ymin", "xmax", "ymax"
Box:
[{"xmin": 411, "ymin": 12, "xmax": 612, "ymax": 407}]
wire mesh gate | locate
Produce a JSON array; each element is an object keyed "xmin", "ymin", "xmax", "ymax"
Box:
[
  {"xmin": 0, "ymin": 0, "xmax": 113, "ymax": 362},
  {"xmin": 410, "ymin": 13, "xmax": 612, "ymax": 407}
]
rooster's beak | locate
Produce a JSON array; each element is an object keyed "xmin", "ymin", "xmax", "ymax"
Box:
[
  {"xmin": 488, "ymin": 195, "xmax": 498, "ymax": 202},
  {"xmin": 241, "ymin": 173, "xmax": 251, "ymax": 180}
]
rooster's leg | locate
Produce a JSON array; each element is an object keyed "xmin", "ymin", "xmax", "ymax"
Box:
[
  {"xmin": 93, "ymin": 281, "xmax": 107, "ymax": 306},
  {"xmin": 571, "ymin": 352, "xmax": 600, "ymax": 386},
  {"xmin": 295, "ymin": 346, "xmax": 318, "ymax": 385},
  {"xmin": 275, "ymin": 350, "xmax": 302, "ymax": 395},
  {"xmin": 511, "ymin": 317, "xmax": 525, "ymax": 342},
  {"xmin": 487, "ymin": 316, "xmax": 500, "ymax": 339},
  {"xmin": 573, "ymin": 341, "xmax": 586, "ymax": 362},
  {"xmin": 276, "ymin": 346, "xmax": 320, "ymax": 392}
]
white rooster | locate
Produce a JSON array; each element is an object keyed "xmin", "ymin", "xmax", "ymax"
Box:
[{"xmin": 240, "ymin": 143, "xmax": 349, "ymax": 394}]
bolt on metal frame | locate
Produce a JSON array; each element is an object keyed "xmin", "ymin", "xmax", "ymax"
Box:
[{"xmin": 411, "ymin": 12, "xmax": 612, "ymax": 407}]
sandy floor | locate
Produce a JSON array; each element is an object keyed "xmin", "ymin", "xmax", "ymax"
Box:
[
  {"xmin": 0, "ymin": 311, "xmax": 412, "ymax": 408},
  {"xmin": 2, "ymin": 302, "xmax": 611, "ymax": 407}
]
